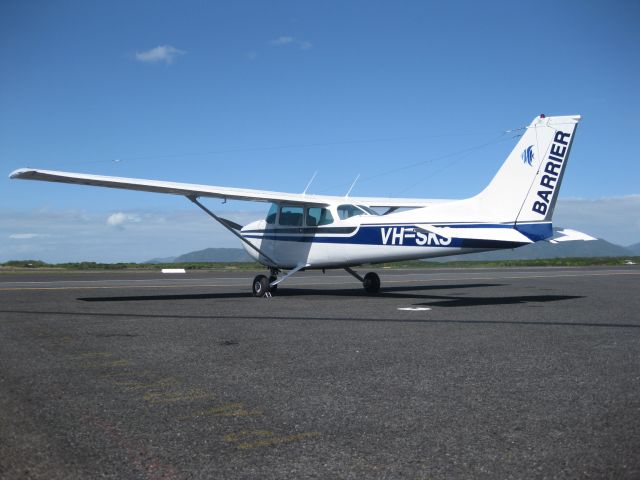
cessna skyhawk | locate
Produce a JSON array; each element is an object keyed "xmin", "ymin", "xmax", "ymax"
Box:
[{"xmin": 10, "ymin": 114, "xmax": 584, "ymax": 296}]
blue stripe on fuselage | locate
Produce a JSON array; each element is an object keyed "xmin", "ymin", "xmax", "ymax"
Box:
[{"xmin": 241, "ymin": 222, "xmax": 548, "ymax": 249}]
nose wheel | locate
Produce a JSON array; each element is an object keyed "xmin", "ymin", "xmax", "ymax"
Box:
[
  {"xmin": 363, "ymin": 272, "xmax": 381, "ymax": 294},
  {"xmin": 252, "ymin": 268, "xmax": 281, "ymax": 297},
  {"xmin": 252, "ymin": 274, "xmax": 271, "ymax": 297},
  {"xmin": 345, "ymin": 267, "xmax": 381, "ymax": 294}
]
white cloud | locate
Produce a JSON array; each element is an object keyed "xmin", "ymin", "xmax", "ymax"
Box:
[
  {"xmin": 270, "ymin": 36, "xmax": 295, "ymax": 46},
  {"xmin": 269, "ymin": 36, "xmax": 312, "ymax": 50},
  {"xmin": 135, "ymin": 45, "xmax": 186, "ymax": 65},
  {"xmin": 9, "ymin": 233, "xmax": 52, "ymax": 240},
  {"xmin": 107, "ymin": 212, "xmax": 141, "ymax": 228}
]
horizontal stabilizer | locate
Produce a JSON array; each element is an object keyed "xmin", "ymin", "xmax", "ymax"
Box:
[{"xmin": 548, "ymin": 228, "xmax": 597, "ymax": 244}]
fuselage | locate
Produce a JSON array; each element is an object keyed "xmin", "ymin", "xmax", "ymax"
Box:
[{"xmin": 240, "ymin": 201, "xmax": 544, "ymax": 269}]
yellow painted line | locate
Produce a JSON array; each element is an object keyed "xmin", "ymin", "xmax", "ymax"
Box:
[
  {"xmin": 236, "ymin": 432, "xmax": 321, "ymax": 450},
  {"xmin": 81, "ymin": 359, "xmax": 132, "ymax": 369},
  {"xmin": 179, "ymin": 402, "xmax": 262, "ymax": 420},
  {"xmin": 99, "ymin": 370, "xmax": 152, "ymax": 379},
  {"xmin": 143, "ymin": 389, "xmax": 214, "ymax": 405},
  {"xmin": 73, "ymin": 352, "xmax": 113, "ymax": 359},
  {"xmin": 224, "ymin": 430, "xmax": 274, "ymax": 443},
  {"xmin": 113, "ymin": 376, "xmax": 177, "ymax": 391},
  {"xmin": 223, "ymin": 428, "xmax": 321, "ymax": 449}
]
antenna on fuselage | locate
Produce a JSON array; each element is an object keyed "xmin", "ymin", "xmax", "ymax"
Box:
[
  {"xmin": 345, "ymin": 174, "xmax": 360, "ymax": 197},
  {"xmin": 302, "ymin": 171, "xmax": 318, "ymax": 195}
]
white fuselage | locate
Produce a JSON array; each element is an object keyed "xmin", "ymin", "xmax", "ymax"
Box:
[{"xmin": 239, "ymin": 202, "xmax": 532, "ymax": 269}]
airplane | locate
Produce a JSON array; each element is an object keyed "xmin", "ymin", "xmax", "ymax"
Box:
[{"xmin": 10, "ymin": 114, "xmax": 588, "ymax": 297}]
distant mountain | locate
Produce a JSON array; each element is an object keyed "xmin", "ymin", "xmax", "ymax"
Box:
[
  {"xmin": 174, "ymin": 247, "xmax": 252, "ymax": 263},
  {"xmin": 627, "ymin": 242, "xmax": 640, "ymax": 255},
  {"xmin": 144, "ymin": 255, "xmax": 178, "ymax": 264}
]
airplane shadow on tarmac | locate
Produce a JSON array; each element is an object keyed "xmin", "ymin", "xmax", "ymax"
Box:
[
  {"xmin": 76, "ymin": 283, "xmax": 584, "ymax": 309},
  {"xmin": 77, "ymin": 283, "xmax": 500, "ymax": 302}
]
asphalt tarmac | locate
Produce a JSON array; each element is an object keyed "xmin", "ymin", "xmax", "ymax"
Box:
[{"xmin": 1, "ymin": 266, "xmax": 639, "ymax": 479}]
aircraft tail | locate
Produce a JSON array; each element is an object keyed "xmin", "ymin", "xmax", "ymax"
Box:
[{"xmin": 472, "ymin": 114, "xmax": 580, "ymax": 239}]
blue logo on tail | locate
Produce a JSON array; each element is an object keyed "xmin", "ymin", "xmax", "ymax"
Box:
[{"xmin": 521, "ymin": 145, "xmax": 534, "ymax": 166}]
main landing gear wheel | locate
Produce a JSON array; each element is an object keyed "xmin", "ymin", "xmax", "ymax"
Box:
[
  {"xmin": 363, "ymin": 272, "xmax": 381, "ymax": 294},
  {"xmin": 252, "ymin": 274, "xmax": 271, "ymax": 297}
]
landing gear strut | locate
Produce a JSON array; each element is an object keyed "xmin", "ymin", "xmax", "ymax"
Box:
[
  {"xmin": 268, "ymin": 275, "xmax": 278, "ymax": 294},
  {"xmin": 345, "ymin": 267, "xmax": 381, "ymax": 294}
]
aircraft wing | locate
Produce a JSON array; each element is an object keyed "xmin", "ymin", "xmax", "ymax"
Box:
[{"xmin": 9, "ymin": 168, "xmax": 439, "ymax": 208}]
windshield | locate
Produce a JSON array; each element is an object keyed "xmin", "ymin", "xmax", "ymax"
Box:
[{"xmin": 265, "ymin": 203, "xmax": 278, "ymax": 224}]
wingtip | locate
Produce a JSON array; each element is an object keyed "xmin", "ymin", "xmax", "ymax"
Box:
[{"xmin": 9, "ymin": 168, "xmax": 30, "ymax": 179}]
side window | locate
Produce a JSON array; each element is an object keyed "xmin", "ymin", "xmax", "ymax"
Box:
[
  {"xmin": 337, "ymin": 204, "xmax": 363, "ymax": 220},
  {"xmin": 265, "ymin": 203, "xmax": 278, "ymax": 224},
  {"xmin": 279, "ymin": 205, "xmax": 304, "ymax": 226},
  {"xmin": 357, "ymin": 205, "xmax": 379, "ymax": 216},
  {"xmin": 306, "ymin": 207, "xmax": 334, "ymax": 226}
]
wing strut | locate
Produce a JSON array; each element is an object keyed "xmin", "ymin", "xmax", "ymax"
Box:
[
  {"xmin": 270, "ymin": 262, "xmax": 309, "ymax": 287},
  {"xmin": 187, "ymin": 196, "xmax": 278, "ymax": 267}
]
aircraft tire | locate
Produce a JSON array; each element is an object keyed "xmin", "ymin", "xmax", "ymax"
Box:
[
  {"xmin": 363, "ymin": 272, "xmax": 381, "ymax": 294},
  {"xmin": 252, "ymin": 274, "xmax": 270, "ymax": 297}
]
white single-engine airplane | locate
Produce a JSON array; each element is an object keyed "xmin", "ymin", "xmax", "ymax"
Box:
[{"xmin": 11, "ymin": 114, "xmax": 587, "ymax": 296}]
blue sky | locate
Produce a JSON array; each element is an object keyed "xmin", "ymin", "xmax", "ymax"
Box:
[{"xmin": 2, "ymin": 0, "xmax": 639, "ymax": 262}]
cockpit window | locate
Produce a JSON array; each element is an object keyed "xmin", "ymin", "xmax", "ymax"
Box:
[
  {"xmin": 337, "ymin": 204, "xmax": 368, "ymax": 220},
  {"xmin": 266, "ymin": 203, "xmax": 278, "ymax": 224},
  {"xmin": 279, "ymin": 205, "xmax": 304, "ymax": 226},
  {"xmin": 306, "ymin": 207, "xmax": 334, "ymax": 226}
]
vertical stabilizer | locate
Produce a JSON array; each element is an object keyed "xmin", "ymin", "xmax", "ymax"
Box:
[
  {"xmin": 515, "ymin": 115, "xmax": 580, "ymax": 223},
  {"xmin": 473, "ymin": 114, "xmax": 581, "ymax": 225}
]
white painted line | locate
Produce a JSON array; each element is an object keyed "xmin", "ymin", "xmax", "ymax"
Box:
[
  {"xmin": 1, "ymin": 269, "xmax": 638, "ymax": 292},
  {"xmin": 398, "ymin": 307, "xmax": 431, "ymax": 311},
  {"xmin": 161, "ymin": 269, "xmax": 186, "ymax": 274}
]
